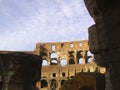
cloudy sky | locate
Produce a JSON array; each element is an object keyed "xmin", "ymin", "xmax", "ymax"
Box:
[{"xmin": 0, "ymin": 0, "xmax": 94, "ymax": 51}]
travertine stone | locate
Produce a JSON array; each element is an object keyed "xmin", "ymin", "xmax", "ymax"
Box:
[{"xmin": 34, "ymin": 40, "xmax": 105, "ymax": 90}]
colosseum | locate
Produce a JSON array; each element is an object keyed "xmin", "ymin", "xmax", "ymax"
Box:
[
  {"xmin": 34, "ymin": 40, "xmax": 106, "ymax": 90},
  {"xmin": 1, "ymin": 0, "xmax": 120, "ymax": 90}
]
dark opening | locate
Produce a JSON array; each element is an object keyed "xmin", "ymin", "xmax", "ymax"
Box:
[
  {"xmin": 62, "ymin": 73, "xmax": 65, "ymax": 77},
  {"xmin": 53, "ymin": 73, "xmax": 56, "ymax": 77},
  {"xmin": 61, "ymin": 80, "xmax": 65, "ymax": 86},
  {"xmin": 41, "ymin": 80, "xmax": 48, "ymax": 88},
  {"xmin": 61, "ymin": 43, "xmax": 64, "ymax": 48},
  {"xmin": 69, "ymin": 58, "xmax": 75, "ymax": 64}
]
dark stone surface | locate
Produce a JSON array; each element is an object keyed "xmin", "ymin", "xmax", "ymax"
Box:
[
  {"xmin": 84, "ymin": 0, "xmax": 120, "ymax": 90},
  {"xmin": 0, "ymin": 52, "xmax": 42, "ymax": 90}
]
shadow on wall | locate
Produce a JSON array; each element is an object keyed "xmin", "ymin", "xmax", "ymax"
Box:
[
  {"xmin": 60, "ymin": 72, "xmax": 105, "ymax": 90},
  {"xmin": 79, "ymin": 86, "xmax": 94, "ymax": 90}
]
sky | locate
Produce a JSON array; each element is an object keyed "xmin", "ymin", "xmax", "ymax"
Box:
[{"xmin": 0, "ymin": 0, "xmax": 94, "ymax": 51}]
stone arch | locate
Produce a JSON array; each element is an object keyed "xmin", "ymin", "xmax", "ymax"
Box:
[
  {"xmin": 50, "ymin": 59, "xmax": 58, "ymax": 65},
  {"xmin": 79, "ymin": 58, "xmax": 84, "ymax": 64},
  {"xmin": 87, "ymin": 51, "xmax": 93, "ymax": 56},
  {"xmin": 69, "ymin": 58, "xmax": 75, "ymax": 64},
  {"xmin": 50, "ymin": 52, "xmax": 58, "ymax": 58},
  {"xmin": 41, "ymin": 80, "xmax": 48, "ymax": 88},
  {"xmin": 88, "ymin": 57, "xmax": 93, "ymax": 63},
  {"xmin": 60, "ymin": 58, "xmax": 67, "ymax": 66},
  {"xmin": 42, "ymin": 59, "xmax": 48, "ymax": 66}
]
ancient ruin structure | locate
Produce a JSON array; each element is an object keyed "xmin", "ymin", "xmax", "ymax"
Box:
[
  {"xmin": 34, "ymin": 40, "xmax": 105, "ymax": 90},
  {"xmin": 60, "ymin": 72, "xmax": 105, "ymax": 90},
  {"xmin": 0, "ymin": 0, "xmax": 120, "ymax": 90},
  {"xmin": 0, "ymin": 40, "xmax": 106, "ymax": 90},
  {"xmin": 84, "ymin": 0, "xmax": 120, "ymax": 90},
  {"xmin": 0, "ymin": 52, "xmax": 42, "ymax": 90}
]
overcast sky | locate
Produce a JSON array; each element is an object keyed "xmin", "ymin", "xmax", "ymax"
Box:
[{"xmin": 0, "ymin": 0, "xmax": 94, "ymax": 51}]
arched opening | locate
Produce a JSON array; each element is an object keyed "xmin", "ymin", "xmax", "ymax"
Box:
[
  {"xmin": 70, "ymin": 76, "xmax": 74, "ymax": 79},
  {"xmin": 79, "ymin": 42, "xmax": 83, "ymax": 47},
  {"xmin": 51, "ymin": 59, "xmax": 58, "ymax": 65},
  {"xmin": 87, "ymin": 51, "xmax": 93, "ymax": 56},
  {"xmin": 60, "ymin": 58, "xmax": 67, "ymax": 66},
  {"xmin": 79, "ymin": 58, "xmax": 84, "ymax": 64},
  {"xmin": 88, "ymin": 58, "xmax": 93, "ymax": 63},
  {"xmin": 52, "ymin": 45, "xmax": 56, "ymax": 51},
  {"xmin": 70, "ymin": 43, "xmax": 74, "ymax": 48},
  {"xmin": 68, "ymin": 51, "xmax": 74, "ymax": 57},
  {"xmin": 42, "ymin": 59, "xmax": 48, "ymax": 66},
  {"xmin": 41, "ymin": 80, "xmax": 48, "ymax": 88},
  {"xmin": 50, "ymin": 52, "xmax": 58, "ymax": 58},
  {"xmin": 50, "ymin": 79, "xmax": 57, "ymax": 90},
  {"xmin": 61, "ymin": 80, "xmax": 65, "ymax": 86},
  {"xmin": 69, "ymin": 58, "xmax": 75, "ymax": 64}
]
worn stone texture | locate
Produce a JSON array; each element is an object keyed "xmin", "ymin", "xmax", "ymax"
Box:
[
  {"xmin": 34, "ymin": 40, "xmax": 89, "ymax": 65},
  {"xmin": 0, "ymin": 52, "xmax": 42, "ymax": 90},
  {"xmin": 34, "ymin": 40, "xmax": 105, "ymax": 90},
  {"xmin": 60, "ymin": 72, "xmax": 105, "ymax": 90},
  {"xmin": 84, "ymin": 0, "xmax": 120, "ymax": 90}
]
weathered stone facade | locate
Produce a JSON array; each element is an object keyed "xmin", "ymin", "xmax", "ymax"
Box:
[
  {"xmin": 34, "ymin": 40, "xmax": 105, "ymax": 90},
  {"xmin": 84, "ymin": 0, "xmax": 120, "ymax": 90}
]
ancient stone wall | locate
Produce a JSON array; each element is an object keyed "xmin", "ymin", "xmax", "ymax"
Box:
[
  {"xmin": 34, "ymin": 40, "xmax": 90, "ymax": 65},
  {"xmin": 34, "ymin": 40, "xmax": 105, "ymax": 90}
]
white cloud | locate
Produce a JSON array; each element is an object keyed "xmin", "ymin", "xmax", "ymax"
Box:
[{"xmin": 0, "ymin": 0, "xmax": 94, "ymax": 51}]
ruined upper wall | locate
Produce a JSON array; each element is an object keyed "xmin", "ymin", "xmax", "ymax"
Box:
[
  {"xmin": 35, "ymin": 40, "xmax": 89, "ymax": 52},
  {"xmin": 34, "ymin": 40, "xmax": 93, "ymax": 65}
]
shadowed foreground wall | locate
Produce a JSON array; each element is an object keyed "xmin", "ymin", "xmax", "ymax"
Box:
[
  {"xmin": 0, "ymin": 52, "xmax": 42, "ymax": 90},
  {"xmin": 84, "ymin": 0, "xmax": 120, "ymax": 90}
]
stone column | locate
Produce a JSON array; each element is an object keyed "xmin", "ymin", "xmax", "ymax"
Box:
[
  {"xmin": 84, "ymin": 0, "xmax": 120, "ymax": 90},
  {"xmin": 0, "ymin": 52, "xmax": 42, "ymax": 90}
]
